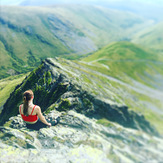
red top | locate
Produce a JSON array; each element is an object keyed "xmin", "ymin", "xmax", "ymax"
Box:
[{"xmin": 20, "ymin": 104, "xmax": 38, "ymax": 122}]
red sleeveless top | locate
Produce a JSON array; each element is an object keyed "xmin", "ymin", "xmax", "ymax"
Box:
[{"xmin": 20, "ymin": 104, "xmax": 38, "ymax": 122}]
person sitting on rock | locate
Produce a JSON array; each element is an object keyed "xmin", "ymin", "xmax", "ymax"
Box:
[{"xmin": 19, "ymin": 90, "xmax": 59, "ymax": 130}]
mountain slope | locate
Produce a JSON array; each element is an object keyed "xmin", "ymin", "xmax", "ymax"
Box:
[
  {"xmin": 0, "ymin": 57, "xmax": 157, "ymax": 133},
  {"xmin": 82, "ymin": 41, "xmax": 163, "ymax": 87},
  {"xmin": 80, "ymin": 42, "xmax": 163, "ymax": 133},
  {"xmin": 0, "ymin": 56, "xmax": 162, "ymax": 134},
  {"xmin": 0, "ymin": 74, "xmax": 27, "ymax": 111},
  {"xmin": 0, "ymin": 5, "xmax": 152, "ymax": 79},
  {"xmin": 0, "ymin": 43, "xmax": 163, "ymax": 162},
  {"xmin": 1, "ymin": 42, "xmax": 162, "ymax": 133},
  {"xmin": 132, "ymin": 22, "xmax": 163, "ymax": 55}
]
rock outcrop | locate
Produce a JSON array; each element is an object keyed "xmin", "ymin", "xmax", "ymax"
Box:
[
  {"xmin": 0, "ymin": 110, "xmax": 163, "ymax": 162},
  {"xmin": 0, "ymin": 58, "xmax": 158, "ymax": 136}
]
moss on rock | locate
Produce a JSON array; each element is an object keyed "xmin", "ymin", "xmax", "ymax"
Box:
[
  {"xmin": 57, "ymin": 98, "xmax": 71, "ymax": 111},
  {"xmin": 96, "ymin": 119, "xmax": 115, "ymax": 128}
]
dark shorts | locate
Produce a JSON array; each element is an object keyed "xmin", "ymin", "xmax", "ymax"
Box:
[
  {"xmin": 26, "ymin": 118, "xmax": 49, "ymax": 130},
  {"xmin": 25, "ymin": 117, "xmax": 59, "ymax": 130}
]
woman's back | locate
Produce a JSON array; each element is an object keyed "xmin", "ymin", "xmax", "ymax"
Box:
[
  {"xmin": 20, "ymin": 104, "xmax": 38, "ymax": 123},
  {"xmin": 20, "ymin": 90, "xmax": 52, "ymax": 129},
  {"xmin": 20, "ymin": 104, "xmax": 37, "ymax": 116}
]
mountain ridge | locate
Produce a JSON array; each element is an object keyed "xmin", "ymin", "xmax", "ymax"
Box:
[
  {"xmin": 1, "ymin": 109, "xmax": 163, "ymax": 162},
  {"xmin": 1, "ymin": 41, "xmax": 163, "ymax": 134},
  {"xmin": 0, "ymin": 56, "xmax": 162, "ymax": 162},
  {"xmin": 0, "ymin": 57, "xmax": 159, "ymax": 136}
]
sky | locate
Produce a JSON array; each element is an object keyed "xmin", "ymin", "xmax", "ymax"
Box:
[
  {"xmin": 0, "ymin": 0, "xmax": 163, "ymax": 6},
  {"xmin": 0, "ymin": 0, "xmax": 162, "ymax": 22},
  {"xmin": 0, "ymin": 0, "xmax": 22, "ymax": 5}
]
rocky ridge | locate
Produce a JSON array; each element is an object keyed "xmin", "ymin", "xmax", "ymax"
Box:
[
  {"xmin": 0, "ymin": 110, "xmax": 163, "ymax": 162},
  {"xmin": 0, "ymin": 58, "xmax": 158, "ymax": 135}
]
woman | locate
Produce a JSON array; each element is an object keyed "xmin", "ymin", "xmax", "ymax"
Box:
[{"xmin": 19, "ymin": 90, "xmax": 57, "ymax": 130}]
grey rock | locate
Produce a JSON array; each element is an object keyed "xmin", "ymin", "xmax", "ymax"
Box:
[{"xmin": 0, "ymin": 111, "xmax": 163, "ymax": 163}]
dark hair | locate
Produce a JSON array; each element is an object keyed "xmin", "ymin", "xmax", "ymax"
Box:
[{"xmin": 23, "ymin": 90, "xmax": 34, "ymax": 116}]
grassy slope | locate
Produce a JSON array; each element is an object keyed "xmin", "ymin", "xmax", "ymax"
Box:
[
  {"xmin": 0, "ymin": 6, "xmax": 70, "ymax": 79},
  {"xmin": 0, "ymin": 5, "xmax": 152, "ymax": 79},
  {"xmin": 0, "ymin": 74, "xmax": 28, "ymax": 111},
  {"xmin": 53, "ymin": 5, "xmax": 151, "ymax": 46},
  {"xmin": 82, "ymin": 41, "xmax": 163, "ymax": 85},
  {"xmin": 132, "ymin": 22, "xmax": 163, "ymax": 54},
  {"xmin": 0, "ymin": 6, "xmax": 70, "ymax": 78},
  {"xmin": 0, "ymin": 41, "xmax": 13, "ymax": 78},
  {"xmin": 80, "ymin": 41, "xmax": 163, "ymax": 133}
]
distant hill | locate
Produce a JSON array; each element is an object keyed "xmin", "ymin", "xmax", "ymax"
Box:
[
  {"xmin": 80, "ymin": 41, "xmax": 163, "ymax": 133},
  {"xmin": 82, "ymin": 41, "xmax": 163, "ymax": 90},
  {"xmin": 132, "ymin": 22, "xmax": 163, "ymax": 55},
  {"xmin": 0, "ymin": 5, "xmax": 151, "ymax": 79}
]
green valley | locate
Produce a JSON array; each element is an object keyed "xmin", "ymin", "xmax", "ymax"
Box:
[{"xmin": 0, "ymin": 5, "xmax": 152, "ymax": 79}]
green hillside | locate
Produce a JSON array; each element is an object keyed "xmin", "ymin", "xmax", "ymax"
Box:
[
  {"xmin": 80, "ymin": 42, "xmax": 163, "ymax": 133},
  {"xmin": 0, "ymin": 5, "xmax": 152, "ymax": 79},
  {"xmin": 1, "ymin": 42, "xmax": 162, "ymax": 133},
  {"xmin": 82, "ymin": 41, "xmax": 163, "ymax": 87},
  {"xmin": 132, "ymin": 22, "xmax": 163, "ymax": 55},
  {"xmin": 0, "ymin": 73, "xmax": 27, "ymax": 111}
]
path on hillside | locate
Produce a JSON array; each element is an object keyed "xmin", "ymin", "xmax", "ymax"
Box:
[{"xmin": 80, "ymin": 61, "xmax": 163, "ymax": 101}]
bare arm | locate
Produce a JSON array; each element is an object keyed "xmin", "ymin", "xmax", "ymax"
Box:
[
  {"xmin": 36, "ymin": 106, "xmax": 51, "ymax": 127},
  {"xmin": 19, "ymin": 105, "xmax": 22, "ymax": 114}
]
